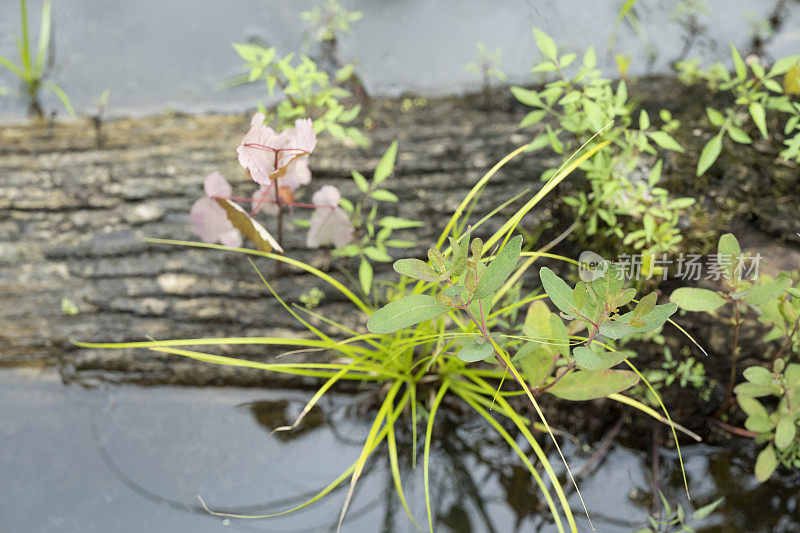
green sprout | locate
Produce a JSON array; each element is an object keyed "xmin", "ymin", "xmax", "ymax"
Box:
[{"xmin": 0, "ymin": 0, "xmax": 74, "ymax": 117}]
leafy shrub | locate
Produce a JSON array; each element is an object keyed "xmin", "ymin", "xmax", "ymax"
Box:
[
  {"xmin": 511, "ymin": 28, "xmax": 696, "ymax": 256},
  {"xmin": 670, "ymin": 233, "xmax": 800, "ymax": 481},
  {"xmin": 676, "ymin": 47, "xmax": 800, "ymax": 172}
]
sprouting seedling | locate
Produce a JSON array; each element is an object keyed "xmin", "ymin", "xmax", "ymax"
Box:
[{"xmin": 0, "ymin": 0, "xmax": 74, "ymax": 117}]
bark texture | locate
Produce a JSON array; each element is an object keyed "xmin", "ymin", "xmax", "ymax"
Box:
[{"xmin": 1, "ymin": 79, "xmax": 797, "ymax": 386}]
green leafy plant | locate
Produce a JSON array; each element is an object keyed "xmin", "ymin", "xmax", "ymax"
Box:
[
  {"xmin": 670, "ymin": 232, "xmax": 800, "ymax": 481},
  {"xmin": 637, "ymin": 346, "xmax": 712, "ymax": 405},
  {"xmin": 231, "ymin": 43, "xmax": 366, "ymax": 146},
  {"xmin": 329, "ymin": 141, "xmax": 422, "ymax": 295},
  {"xmin": 676, "ymin": 47, "xmax": 800, "ymax": 173},
  {"xmin": 79, "ymin": 132, "xmax": 697, "ymax": 532},
  {"xmin": 637, "ymin": 491, "xmax": 723, "ymax": 533},
  {"xmin": 0, "ymin": 0, "xmax": 74, "ymax": 117},
  {"xmin": 464, "ymin": 42, "xmax": 507, "ymax": 95},
  {"xmin": 301, "ymin": 0, "xmax": 363, "ymax": 45},
  {"xmin": 512, "ymin": 28, "xmax": 695, "ymax": 256}
]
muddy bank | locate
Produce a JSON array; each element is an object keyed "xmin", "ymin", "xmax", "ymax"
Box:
[{"xmin": 1, "ymin": 78, "xmax": 798, "ymax": 386}]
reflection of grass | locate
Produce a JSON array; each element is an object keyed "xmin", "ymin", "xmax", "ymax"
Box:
[
  {"xmin": 0, "ymin": 0, "xmax": 74, "ymax": 117},
  {"xmin": 76, "ymin": 139, "xmax": 691, "ymax": 533}
]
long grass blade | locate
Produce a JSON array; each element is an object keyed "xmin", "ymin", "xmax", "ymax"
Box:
[
  {"xmin": 272, "ymin": 368, "xmax": 350, "ymax": 434},
  {"xmin": 337, "ymin": 381, "xmax": 402, "ymax": 531},
  {"xmin": 452, "ymin": 383, "xmax": 566, "ymax": 533},
  {"xmin": 486, "ymin": 137, "xmax": 612, "ymax": 252},
  {"xmin": 436, "ymin": 143, "xmax": 531, "ymax": 249},
  {"xmin": 43, "ymin": 81, "xmax": 75, "ymax": 116},
  {"xmin": 386, "ymin": 386, "xmax": 422, "ymax": 529},
  {"xmin": 34, "ymin": 0, "xmax": 50, "ymax": 77},
  {"xmin": 490, "ymin": 343, "xmax": 590, "ymax": 530},
  {"xmin": 623, "ymin": 359, "xmax": 691, "ymax": 499},
  {"xmin": 423, "ymin": 382, "xmax": 449, "ymax": 533},
  {"xmin": 145, "ymin": 238, "xmax": 371, "ymax": 313},
  {"xmin": 607, "ymin": 393, "xmax": 701, "ymax": 442},
  {"xmin": 0, "ymin": 53, "xmax": 24, "ymax": 78}
]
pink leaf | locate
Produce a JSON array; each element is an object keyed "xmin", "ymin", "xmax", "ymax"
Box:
[
  {"xmin": 190, "ymin": 197, "xmax": 242, "ymax": 247},
  {"xmin": 312, "ymin": 184, "xmax": 341, "ymax": 207},
  {"xmin": 306, "ymin": 185, "xmax": 352, "ymax": 249},
  {"xmin": 203, "ymin": 171, "xmax": 232, "ymax": 198},
  {"xmin": 237, "ymin": 114, "xmax": 318, "ymax": 187}
]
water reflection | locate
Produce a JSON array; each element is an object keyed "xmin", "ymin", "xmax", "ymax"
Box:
[{"xmin": 2, "ymin": 368, "xmax": 799, "ymax": 532}]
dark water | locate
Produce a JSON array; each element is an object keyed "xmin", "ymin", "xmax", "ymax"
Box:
[
  {"xmin": 1, "ymin": 0, "xmax": 800, "ymax": 118},
  {"xmin": 2, "ymin": 368, "xmax": 798, "ymax": 532}
]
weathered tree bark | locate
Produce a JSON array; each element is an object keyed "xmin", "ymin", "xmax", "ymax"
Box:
[{"xmin": 1, "ymin": 79, "xmax": 797, "ymax": 386}]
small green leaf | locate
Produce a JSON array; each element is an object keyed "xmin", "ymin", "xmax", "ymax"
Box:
[
  {"xmin": 639, "ymin": 110, "xmax": 650, "ymax": 130},
  {"xmin": 669, "ymin": 288, "xmax": 727, "ymax": 312},
  {"xmin": 370, "ymin": 189, "xmax": 399, "ymax": 202},
  {"xmin": 706, "ymin": 107, "xmax": 725, "ymax": 126},
  {"xmin": 717, "ymin": 233, "xmax": 741, "ymax": 280},
  {"xmin": 744, "ymin": 278, "xmax": 791, "ymax": 307},
  {"xmin": 518, "ymin": 344, "xmax": 554, "ymax": 386},
  {"xmin": 634, "ymin": 292, "xmax": 658, "ymax": 318},
  {"xmin": 539, "ymin": 267, "xmax": 576, "ymax": 316},
  {"xmin": 774, "ymin": 416, "xmax": 796, "ymax": 449},
  {"xmin": 363, "ymin": 247, "xmax": 392, "ymax": 262},
  {"xmin": 532, "ymin": 28, "xmax": 558, "ymax": 60},
  {"xmin": 754, "ymin": 445, "xmax": 778, "ymax": 482},
  {"xmin": 599, "ymin": 303, "xmax": 678, "ymax": 339},
  {"xmin": 393, "ymin": 258, "xmax": 439, "ymax": 282},
  {"xmin": 379, "ymin": 216, "xmax": 423, "ymax": 229},
  {"xmin": 749, "ymin": 102, "xmax": 768, "ymax": 139},
  {"xmin": 457, "ymin": 336, "xmax": 495, "ymax": 362},
  {"xmin": 474, "ymin": 235, "xmax": 522, "ymax": 299},
  {"xmin": 359, "ymin": 258, "xmax": 373, "ymax": 295},
  {"xmin": 352, "ymin": 170, "xmax": 369, "ymax": 192},
  {"xmin": 738, "ymin": 396, "xmax": 769, "ymax": 418},
  {"xmin": 731, "ymin": 44, "xmax": 747, "ymax": 80},
  {"xmin": 449, "ymin": 235, "xmax": 470, "ymax": 277},
  {"xmin": 574, "ymin": 346, "xmax": 630, "ymax": 370},
  {"xmin": 547, "ymin": 369, "xmax": 639, "ymax": 401},
  {"xmin": 745, "ymin": 413, "xmax": 774, "ymax": 433},
  {"xmin": 573, "ymin": 346, "xmax": 601, "ymax": 370},
  {"xmin": 366, "ymin": 294, "xmax": 450, "ymax": 334},
  {"xmin": 727, "ymin": 126, "xmax": 752, "ymax": 144},
  {"xmin": 510, "ymin": 86, "xmax": 544, "ymax": 107},
  {"xmin": 692, "ymin": 498, "xmax": 724, "ymax": 520},
  {"xmin": 384, "ymin": 239, "xmax": 416, "ymax": 248},
  {"xmin": 648, "ymin": 131, "xmax": 684, "ymax": 152},
  {"xmin": 696, "ymin": 135, "xmax": 722, "ymax": 176},
  {"xmin": 373, "ymin": 141, "xmax": 398, "ymax": 184},
  {"xmin": 743, "ymin": 366, "xmax": 773, "ymax": 386}
]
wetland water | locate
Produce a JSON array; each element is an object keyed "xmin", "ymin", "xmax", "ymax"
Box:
[
  {"xmin": 3, "ymin": 368, "xmax": 797, "ymax": 532},
  {"xmin": 1, "ymin": 0, "xmax": 800, "ymax": 118}
]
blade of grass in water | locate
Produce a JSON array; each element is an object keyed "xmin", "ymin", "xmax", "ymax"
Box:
[
  {"xmin": 337, "ymin": 380, "xmax": 402, "ymax": 531},
  {"xmin": 423, "ymin": 382, "xmax": 449, "ymax": 533},
  {"xmin": 452, "ymin": 383, "xmax": 566, "ymax": 533}
]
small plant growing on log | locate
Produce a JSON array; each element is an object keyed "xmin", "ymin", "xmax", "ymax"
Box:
[
  {"xmin": 231, "ymin": 2, "xmax": 366, "ymax": 147},
  {"xmin": 0, "ymin": 0, "xmax": 74, "ymax": 117},
  {"xmin": 676, "ymin": 47, "xmax": 800, "ymax": 172},
  {"xmin": 464, "ymin": 41, "xmax": 507, "ymax": 98},
  {"xmin": 669, "ymin": 232, "xmax": 800, "ymax": 481},
  {"xmin": 511, "ymin": 28, "xmax": 696, "ymax": 258},
  {"xmin": 188, "ymin": 112, "xmax": 413, "ymax": 294}
]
